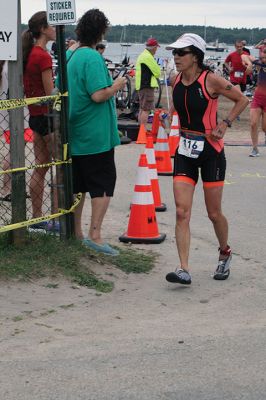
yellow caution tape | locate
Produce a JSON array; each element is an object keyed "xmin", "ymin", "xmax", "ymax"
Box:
[
  {"xmin": 0, "ymin": 158, "xmax": 72, "ymax": 175},
  {"xmin": 53, "ymin": 92, "xmax": 64, "ymax": 111},
  {"xmin": 0, "ymin": 92, "xmax": 68, "ymax": 111},
  {"xmin": 63, "ymin": 143, "xmax": 68, "ymax": 161},
  {"xmin": 0, "ymin": 193, "xmax": 82, "ymax": 233}
]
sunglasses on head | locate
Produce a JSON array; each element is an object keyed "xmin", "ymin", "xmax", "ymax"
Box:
[{"xmin": 172, "ymin": 49, "xmax": 192, "ymax": 57}]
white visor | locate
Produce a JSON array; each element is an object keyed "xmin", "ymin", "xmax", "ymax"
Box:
[{"xmin": 166, "ymin": 33, "xmax": 206, "ymax": 54}]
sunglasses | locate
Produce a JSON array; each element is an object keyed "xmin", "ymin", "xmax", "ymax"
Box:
[{"xmin": 172, "ymin": 49, "xmax": 192, "ymax": 57}]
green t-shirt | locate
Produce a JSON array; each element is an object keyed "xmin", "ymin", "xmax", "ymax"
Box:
[{"xmin": 67, "ymin": 47, "xmax": 120, "ymax": 155}]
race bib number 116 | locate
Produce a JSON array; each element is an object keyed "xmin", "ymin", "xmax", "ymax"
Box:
[{"xmin": 178, "ymin": 137, "xmax": 205, "ymax": 159}]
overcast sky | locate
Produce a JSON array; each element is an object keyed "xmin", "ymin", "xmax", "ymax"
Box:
[{"xmin": 21, "ymin": 0, "xmax": 266, "ymax": 29}]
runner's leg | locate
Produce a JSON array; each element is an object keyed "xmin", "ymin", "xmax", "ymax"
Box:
[
  {"xmin": 173, "ymin": 181, "xmax": 195, "ymax": 270},
  {"xmin": 204, "ymin": 185, "xmax": 228, "ymax": 252},
  {"xmin": 261, "ymin": 108, "xmax": 266, "ymax": 137},
  {"xmin": 30, "ymin": 132, "xmax": 50, "ymax": 218},
  {"xmin": 250, "ymin": 107, "xmax": 261, "ymax": 149}
]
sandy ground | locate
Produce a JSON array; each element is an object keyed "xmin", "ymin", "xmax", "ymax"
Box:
[{"xmin": 1, "ymin": 97, "xmax": 266, "ymax": 399}]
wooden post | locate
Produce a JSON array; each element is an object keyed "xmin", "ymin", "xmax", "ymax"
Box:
[{"xmin": 9, "ymin": 0, "xmax": 26, "ymax": 244}]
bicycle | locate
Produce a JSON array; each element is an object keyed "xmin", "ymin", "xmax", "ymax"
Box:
[{"xmin": 107, "ymin": 63, "xmax": 134, "ymax": 110}]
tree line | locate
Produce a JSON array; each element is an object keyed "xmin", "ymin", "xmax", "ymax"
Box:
[
  {"xmin": 107, "ymin": 25, "xmax": 266, "ymax": 45},
  {"xmin": 21, "ymin": 23, "xmax": 266, "ymax": 46}
]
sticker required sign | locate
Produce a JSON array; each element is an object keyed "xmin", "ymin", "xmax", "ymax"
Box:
[{"xmin": 46, "ymin": 0, "xmax": 76, "ymax": 25}]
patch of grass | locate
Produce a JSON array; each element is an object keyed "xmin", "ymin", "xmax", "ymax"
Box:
[
  {"xmin": 0, "ymin": 234, "xmax": 157, "ymax": 292},
  {"xmin": 105, "ymin": 245, "xmax": 157, "ymax": 274},
  {"xmin": 72, "ymin": 270, "xmax": 113, "ymax": 292},
  {"xmin": 0, "ymin": 233, "xmax": 113, "ymax": 292}
]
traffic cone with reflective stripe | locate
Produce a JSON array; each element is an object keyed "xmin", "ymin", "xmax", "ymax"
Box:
[
  {"xmin": 119, "ymin": 154, "xmax": 166, "ymax": 244},
  {"xmin": 169, "ymin": 112, "xmax": 180, "ymax": 157},
  {"xmin": 136, "ymin": 123, "xmax": 147, "ymax": 144},
  {"xmin": 154, "ymin": 124, "xmax": 173, "ymax": 176},
  {"xmin": 145, "ymin": 135, "xmax": 167, "ymax": 212}
]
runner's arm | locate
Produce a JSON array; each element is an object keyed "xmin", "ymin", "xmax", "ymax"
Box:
[
  {"xmin": 241, "ymin": 54, "xmax": 255, "ymax": 74},
  {"xmin": 254, "ymin": 40, "xmax": 263, "ymax": 49},
  {"xmin": 206, "ymin": 73, "xmax": 249, "ymax": 140},
  {"xmin": 42, "ymin": 68, "xmax": 54, "ymax": 96},
  {"xmin": 224, "ymin": 61, "xmax": 232, "ymax": 73}
]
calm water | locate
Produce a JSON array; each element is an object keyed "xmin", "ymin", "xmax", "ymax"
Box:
[
  {"xmin": 104, "ymin": 42, "xmax": 259, "ymax": 64},
  {"xmin": 47, "ymin": 40, "xmax": 259, "ymax": 65}
]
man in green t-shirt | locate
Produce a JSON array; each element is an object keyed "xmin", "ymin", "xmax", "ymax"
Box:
[
  {"xmin": 135, "ymin": 38, "xmax": 161, "ymax": 129},
  {"xmin": 67, "ymin": 9, "xmax": 126, "ymax": 256}
]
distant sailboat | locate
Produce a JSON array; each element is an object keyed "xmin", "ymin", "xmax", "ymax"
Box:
[
  {"xmin": 206, "ymin": 39, "xmax": 228, "ymax": 52},
  {"xmin": 204, "ymin": 18, "xmax": 228, "ymax": 52},
  {"xmin": 120, "ymin": 26, "xmax": 131, "ymax": 64},
  {"xmin": 120, "ymin": 26, "xmax": 132, "ymax": 47}
]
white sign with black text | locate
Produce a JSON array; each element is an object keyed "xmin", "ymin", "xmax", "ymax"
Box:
[
  {"xmin": 46, "ymin": 0, "xmax": 76, "ymax": 25},
  {"xmin": 0, "ymin": 0, "xmax": 18, "ymax": 60}
]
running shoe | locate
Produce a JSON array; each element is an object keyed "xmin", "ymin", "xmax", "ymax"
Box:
[
  {"xmin": 82, "ymin": 239, "xmax": 119, "ymax": 256},
  {"xmin": 213, "ymin": 246, "xmax": 232, "ymax": 280},
  {"xmin": 30, "ymin": 221, "xmax": 60, "ymax": 233},
  {"xmin": 165, "ymin": 268, "xmax": 192, "ymax": 285},
  {"xmin": 245, "ymin": 90, "xmax": 253, "ymax": 97},
  {"xmin": 249, "ymin": 148, "xmax": 260, "ymax": 157}
]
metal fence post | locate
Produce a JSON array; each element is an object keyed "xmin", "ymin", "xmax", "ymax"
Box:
[
  {"xmin": 56, "ymin": 25, "xmax": 74, "ymax": 239},
  {"xmin": 9, "ymin": 0, "xmax": 26, "ymax": 244}
]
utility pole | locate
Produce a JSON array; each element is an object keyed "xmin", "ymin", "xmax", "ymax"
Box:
[{"xmin": 9, "ymin": 0, "xmax": 26, "ymax": 244}]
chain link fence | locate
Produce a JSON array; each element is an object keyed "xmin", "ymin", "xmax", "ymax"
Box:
[{"xmin": 0, "ymin": 93, "xmax": 58, "ymax": 230}]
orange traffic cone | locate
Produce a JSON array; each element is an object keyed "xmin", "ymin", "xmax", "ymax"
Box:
[
  {"xmin": 145, "ymin": 135, "xmax": 167, "ymax": 212},
  {"xmin": 154, "ymin": 124, "xmax": 173, "ymax": 176},
  {"xmin": 151, "ymin": 109, "xmax": 161, "ymax": 143},
  {"xmin": 119, "ymin": 154, "xmax": 166, "ymax": 244},
  {"xmin": 136, "ymin": 123, "xmax": 147, "ymax": 144},
  {"xmin": 169, "ymin": 112, "xmax": 180, "ymax": 157}
]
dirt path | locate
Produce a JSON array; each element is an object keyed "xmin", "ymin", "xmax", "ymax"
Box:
[{"xmin": 1, "ymin": 124, "xmax": 266, "ymax": 399}]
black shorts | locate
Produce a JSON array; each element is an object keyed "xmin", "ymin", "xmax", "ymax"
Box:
[
  {"xmin": 173, "ymin": 139, "xmax": 226, "ymax": 187},
  {"xmin": 29, "ymin": 115, "xmax": 53, "ymax": 136},
  {"xmin": 72, "ymin": 148, "xmax": 116, "ymax": 198}
]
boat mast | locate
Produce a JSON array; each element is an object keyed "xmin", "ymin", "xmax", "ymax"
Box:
[{"xmin": 120, "ymin": 26, "xmax": 125, "ymax": 43}]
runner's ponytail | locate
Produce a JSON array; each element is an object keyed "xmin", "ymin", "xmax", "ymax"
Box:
[{"xmin": 22, "ymin": 11, "xmax": 48, "ymax": 73}]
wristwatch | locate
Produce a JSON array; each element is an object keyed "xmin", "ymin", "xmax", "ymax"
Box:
[{"xmin": 223, "ymin": 118, "xmax": 232, "ymax": 128}]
